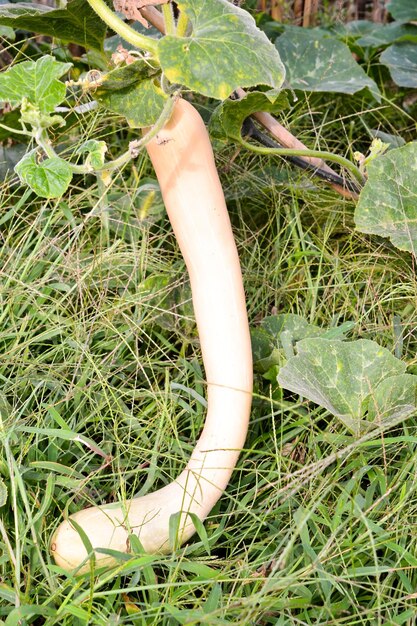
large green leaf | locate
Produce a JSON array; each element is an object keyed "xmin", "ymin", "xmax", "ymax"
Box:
[
  {"xmin": 387, "ymin": 0, "xmax": 417, "ymax": 22},
  {"xmin": 0, "ymin": 55, "xmax": 71, "ymax": 112},
  {"xmin": 15, "ymin": 150, "xmax": 73, "ymax": 198},
  {"xmin": 275, "ymin": 27, "xmax": 381, "ymax": 101},
  {"xmin": 158, "ymin": 0, "xmax": 285, "ymax": 100},
  {"xmin": 354, "ymin": 142, "xmax": 417, "ymax": 255},
  {"xmin": 209, "ymin": 90, "xmax": 288, "ymax": 141},
  {"xmin": 277, "ymin": 338, "xmax": 406, "ymax": 435},
  {"xmin": 380, "ymin": 43, "xmax": 417, "ymax": 87},
  {"xmin": 98, "ymin": 77, "xmax": 167, "ymax": 128},
  {"xmin": 0, "ymin": 0, "xmax": 107, "ymax": 50}
]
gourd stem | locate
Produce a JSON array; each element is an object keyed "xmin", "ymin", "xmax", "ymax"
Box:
[
  {"xmin": 239, "ymin": 137, "xmax": 365, "ymax": 187},
  {"xmin": 86, "ymin": 0, "xmax": 159, "ymax": 57}
]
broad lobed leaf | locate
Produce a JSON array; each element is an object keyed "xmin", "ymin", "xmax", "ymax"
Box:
[
  {"xmin": 275, "ymin": 27, "xmax": 381, "ymax": 101},
  {"xmin": 15, "ymin": 150, "xmax": 73, "ymax": 198},
  {"xmin": 0, "ymin": 55, "xmax": 71, "ymax": 112},
  {"xmin": 158, "ymin": 0, "xmax": 285, "ymax": 99},
  {"xmin": 354, "ymin": 142, "xmax": 417, "ymax": 255},
  {"xmin": 278, "ymin": 338, "xmax": 410, "ymax": 435}
]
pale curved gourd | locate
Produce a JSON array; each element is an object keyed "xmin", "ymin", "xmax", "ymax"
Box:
[{"xmin": 51, "ymin": 98, "xmax": 253, "ymax": 573}]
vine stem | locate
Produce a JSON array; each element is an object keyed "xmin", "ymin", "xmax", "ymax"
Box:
[
  {"xmin": 0, "ymin": 122, "xmax": 30, "ymax": 136},
  {"xmin": 239, "ymin": 137, "xmax": 365, "ymax": 187},
  {"xmin": 33, "ymin": 91, "xmax": 180, "ymax": 175},
  {"xmin": 86, "ymin": 0, "xmax": 159, "ymax": 56}
]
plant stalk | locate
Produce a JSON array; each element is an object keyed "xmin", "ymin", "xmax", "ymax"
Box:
[
  {"xmin": 86, "ymin": 0, "xmax": 159, "ymax": 56},
  {"xmin": 239, "ymin": 137, "xmax": 365, "ymax": 188}
]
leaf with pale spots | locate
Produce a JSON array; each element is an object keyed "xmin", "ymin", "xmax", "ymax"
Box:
[
  {"xmin": 380, "ymin": 43, "xmax": 417, "ymax": 87},
  {"xmin": 387, "ymin": 0, "xmax": 417, "ymax": 22},
  {"xmin": 158, "ymin": 0, "xmax": 285, "ymax": 100},
  {"xmin": 278, "ymin": 338, "xmax": 406, "ymax": 435},
  {"xmin": 354, "ymin": 142, "xmax": 417, "ymax": 255},
  {"xmin": 275, "ymin": 27, "xmax": 381, "ymax": 101},
  {"xmin": 98, "ymin": 77, "xmax": 167, "ymax": 128}
]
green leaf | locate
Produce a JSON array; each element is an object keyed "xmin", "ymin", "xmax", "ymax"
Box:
[
  {"xmin": 387, "ymin": 0, "xmax": 417, "ymax": 22},
  {"xmin": 261, "ymin": 313, "xmax": 324, "ymax": 343},
  {"xmin": 380, "ymin": 43, "xmax": 417, "ymax": 87},
  {"xmin": 158, "ymin": 0, "xmax": 285, "ymax": 100},
  {"xmin": 98, "ymin": 77, "xmax": 168, "ymax": 128},
  {"xmin": 277, "ymin": 338, "xmax": 406, "ymax": 435},
  {"xmin": 76, "ymin": 140, "xmax": 107, "ymax": 170},
  {"xmin": 275, "ymin": 27, "xmax": 381, "ymax": 101},
  {"xmin": 96, "ymin": 59, "xmax": 160, "ymax": 92},
  {"xmin": 0, "ymin": 0, "xmax": 107, "ymax": 51},
  {"xmin": 354, "ymin": 142, "xmax": 417, "ymax": 255},
  {"xmin": 367, "ymin": 374, "xmax": 417, "ymax": 423},
  {"xmin": 251, "ymin": 327, "xmax": 275, "ymax": 363},
  {"xmin": 0, "ymin": 55, "xmax": 71, "ymax": 112},
  {"xmin": 209, "ymin": 90, "xmax": 289, "ymax": 141},
  {"xmin": 261, "ymin": 313, "xmax": 353, "ymax": 345},
  {"xmin": 356, "ymin": 22, "xmax": 417, "ymax": 48},
  {"xmin": 15, "ymin": 150, "xmax": 73, "ymax": 198}
]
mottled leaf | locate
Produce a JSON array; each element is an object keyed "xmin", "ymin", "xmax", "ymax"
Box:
[
  {"xmin": 277, "ymin": 338, "xmax": 406, "ymax": 435},
  {"xmin": 354, "ymin": 142, "xmax": 417, "ymax": 255},
  {"xmin": 209, "ymin": 90, "xmax": 288, "ymax": 141},
  {"xmin": 275, "ymin": 27, "xmax": 381, "ymax": 101},
  {"xmin": 367, "ymin": 374, "xmax": 417, "ymax": 423},
  {"xmin": 380, "ymin": 43, "xmax": 417, "ymax": 87},
  {"xmin": 96, "ymin": 60, "xmax": 159, "ymax": 92},
  {"xmin": 0, "ymin": 55, "xmax": 71, "ymax": 112},
  {"xmin": 98, "ymin": 77, "xmax": 167, "ymax": 128},
  {"xmin": 387, "ymin": 0, "xmax": 417, "ymax": 22},
  {"xmin": 332, "ymin": 19, "xmax": 376, "ymax": 42},
  {"xmin": 15, "ymin": 150, "xmax": 73, "ymax": 198},
  {"xmin": 356, "ymin": 22, "xmax": 417, "ymax": 48},
  {"xmin": 76, "ymin": 140, "xmax": 107, "ymax": 170},
  {"xmin": 261, "ymin": 313, "xmax": 324, "ymax": 343},
  {"xmin": 158, "ymin": 0, "xmax": 285, "ymax": 100},
  {"xmin": 0, "ymin": 0, "xmax": 107, "ymax": 51}
]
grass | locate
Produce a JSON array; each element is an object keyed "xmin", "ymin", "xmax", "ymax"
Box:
[{"xmin": 1, "ymin": 88, "xmax": 417, "ymax": 625}]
